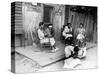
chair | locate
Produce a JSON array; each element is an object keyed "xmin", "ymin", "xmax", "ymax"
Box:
[{"xmin": 36, "ymin": 28, "xmax": 52, "ymax": 49}]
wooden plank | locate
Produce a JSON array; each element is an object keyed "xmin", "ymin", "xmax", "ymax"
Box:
[
  {"xmin": 15, "ymin": 19, "xmax": 22, "ymax": 24},
  {"xmin": 15, "ymin": 16, "xmax": 22, "ymax": 20},
  {"xmin": 15, "ymin": 19, "xmax": 22, "ymax": 22},
  {"xmin": 15, "ymin": 30, "xmax": 23, "ymax": 34},
  {"xmin": 15, "ymin": 7, "xmax": 22, "ymax": 11},
  {"xmin": 15, "ymin": 5, "xmax": 22, "ymax": 8},
  {"xmin": 15, "ymin": 11, "xmax": 22, "ymax": 14},
  {"xmin": 11, "ymin": 2, "xmax": 23, "ymax": 35},
  {"xmin": 15, "ymin": 13, "xmax": 22, "ymax": 16},
  {"xmin": 15, "ymin": 2, "xmax": 22, "ymax": 5},
  {"xmin": 15, "ymin": 42, "xmax": 97, "ymax": 67},
  {"xmin": 15, "ymin": 25, "xmax": 23, "ymax": 28}
]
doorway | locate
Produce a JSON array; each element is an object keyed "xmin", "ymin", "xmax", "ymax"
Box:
[{"xmin": 43, "ymin": 5, "xmax": 53, "ymax": 23}]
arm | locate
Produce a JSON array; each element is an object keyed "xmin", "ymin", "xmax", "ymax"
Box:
[
  {"xmin": 62, "ymin": 30, "xmax": 67, "ymax": 37},
  {"xmin": 37, "ymin": 29, "xmax": 44, "ymax": 40}
]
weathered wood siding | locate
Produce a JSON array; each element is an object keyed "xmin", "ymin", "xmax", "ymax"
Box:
[
  {"xmin": 22, "ymin": 3, "xmax": 65, "ymax": 43},
  {"xmin": 68, "ymin": 7, "xmax": 97, "ymax": 42},
  {"xmin": 52, "ymin": 5, "xmax": 65, "ymax": 40},
  {"xmin": 13, "ymin": 2, "xmax": 97, "ymax": 47},
  {"xmin": 11, "ymin": 2, "xmax": 24, "ymax": 47}
]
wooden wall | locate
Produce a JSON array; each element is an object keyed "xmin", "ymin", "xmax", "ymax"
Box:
[
  {"xmin": 68, "ymin": 6, "xmax": 97, "ymax": 42},
  {"xmin": 11, "ymin": 2, "xmax": 24, "ymax": 47},
  {"xmin": 52, "ymin": 5, "xmax": 65, "ymax": 40},
  {"xmin": 13, "ymin": 2, "xmax": 97, "ymax": 47},
  {"xmin": 22, "ymin": 2, "xmax": 43, "ymax": 45},
  {"xmin": 22, "ymin": 3, "xmax": 65, "ymax": 45}
]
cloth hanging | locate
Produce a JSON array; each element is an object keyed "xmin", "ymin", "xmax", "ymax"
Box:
[{"xmin": 23, "ymin": 4, "xmax": 42, "ymax": 43}]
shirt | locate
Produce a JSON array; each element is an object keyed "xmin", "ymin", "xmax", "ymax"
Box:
[{"xmin": 37, "ymin": 29, "xmax": 44, "ymax": 40}]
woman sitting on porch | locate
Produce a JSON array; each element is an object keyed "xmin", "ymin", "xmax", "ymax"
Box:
[
  {"xmin": 37, "ymin": 22, "xmax": 57, "ymax": 52},
  {"xmin": 62, "ymin": 23, "xmax": 73, "ymax": 45}
]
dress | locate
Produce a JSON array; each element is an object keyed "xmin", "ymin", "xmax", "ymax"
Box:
[
  {"xmin": 62, "ymin": 26, "xmax": 73, "ymax": 45},
  {"xmin": 76, "ymin": 27, "xmax": 86, "ymax": 47},
  {"xmin": 37, "ymin": 28, "xmax": 55, "ymax": 46}
]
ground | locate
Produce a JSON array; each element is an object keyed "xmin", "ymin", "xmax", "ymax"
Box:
[
  {"xmin": 39, "ymin": 46, "xmax": 98, "ymax": 72},
  {"xmin": 12, "ymin": 42, "xmax": 98, "ymax": 73}
]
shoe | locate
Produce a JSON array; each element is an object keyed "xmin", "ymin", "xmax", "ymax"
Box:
[
  {"xmin": 51, "ymin": 47, "xmax": 59, "ymax": 52},
  {"xmin": 51, "ymin": 50, "xmax": 55, "ymax": 53},
  {"xmin": 54, "ymin": 47, "xmax": 59, "ymax": 51}
]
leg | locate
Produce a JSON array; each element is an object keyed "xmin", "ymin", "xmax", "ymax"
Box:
[
  {"xmin": 50, "ymin": 37, "xmax": 55, "ymax": 47},
  {"xmin": 49, "ymin": 37, "xmax": 57, "ymax": 52}
]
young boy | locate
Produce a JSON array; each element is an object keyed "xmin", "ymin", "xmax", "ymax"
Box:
[{"xmin": 64, "ymin": 45, "xmax": 86, "ymax": 69}]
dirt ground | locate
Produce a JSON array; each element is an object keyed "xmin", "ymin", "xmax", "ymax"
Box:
[
  {"xmin": 12, "ymin": 42, "xmax": 98, "ymax": 73},
  {"xmin": 38, "ymin": 46, "xmax": 98, "ymax": 72}
]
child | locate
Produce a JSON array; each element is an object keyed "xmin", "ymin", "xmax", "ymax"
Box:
[
  {"xmin": 64, "ymin": 45, "xmax": 84, "ymax": 69},
  {"xmin": 76, "ymin": 23, "xmax": 86, "ymax": 47},
  {"xmin": 78, "ymin": 46, "xmax": 87, "ymax": 59}
]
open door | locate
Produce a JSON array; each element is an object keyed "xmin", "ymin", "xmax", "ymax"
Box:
[{"xmin": 43, "ymin": 5, "xmax": 53, "ymax": 23}]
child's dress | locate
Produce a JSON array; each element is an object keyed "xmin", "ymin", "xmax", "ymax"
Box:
[
  {"xmin": 78, "ymin": 47, "xmax": 87, "ymax": 58},
  {"xmin": 64, "ymin": 57, "xmax": 81, "ymax": 69},
  {"xmin": 64, "ymin": 45, "xmax": 84, "ymax": 69},
  {"xmin": 76, "ymin": 27, "xmax": 86, "ymax": 47},
  {"xmin": 77, "ymin": 28, "xmax": 85, "ymax": 40}
]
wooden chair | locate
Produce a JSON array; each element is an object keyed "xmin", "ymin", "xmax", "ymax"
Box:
[{"xmin": 36, "ymin": 29, "xmax": 52, "ymax": 49}]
